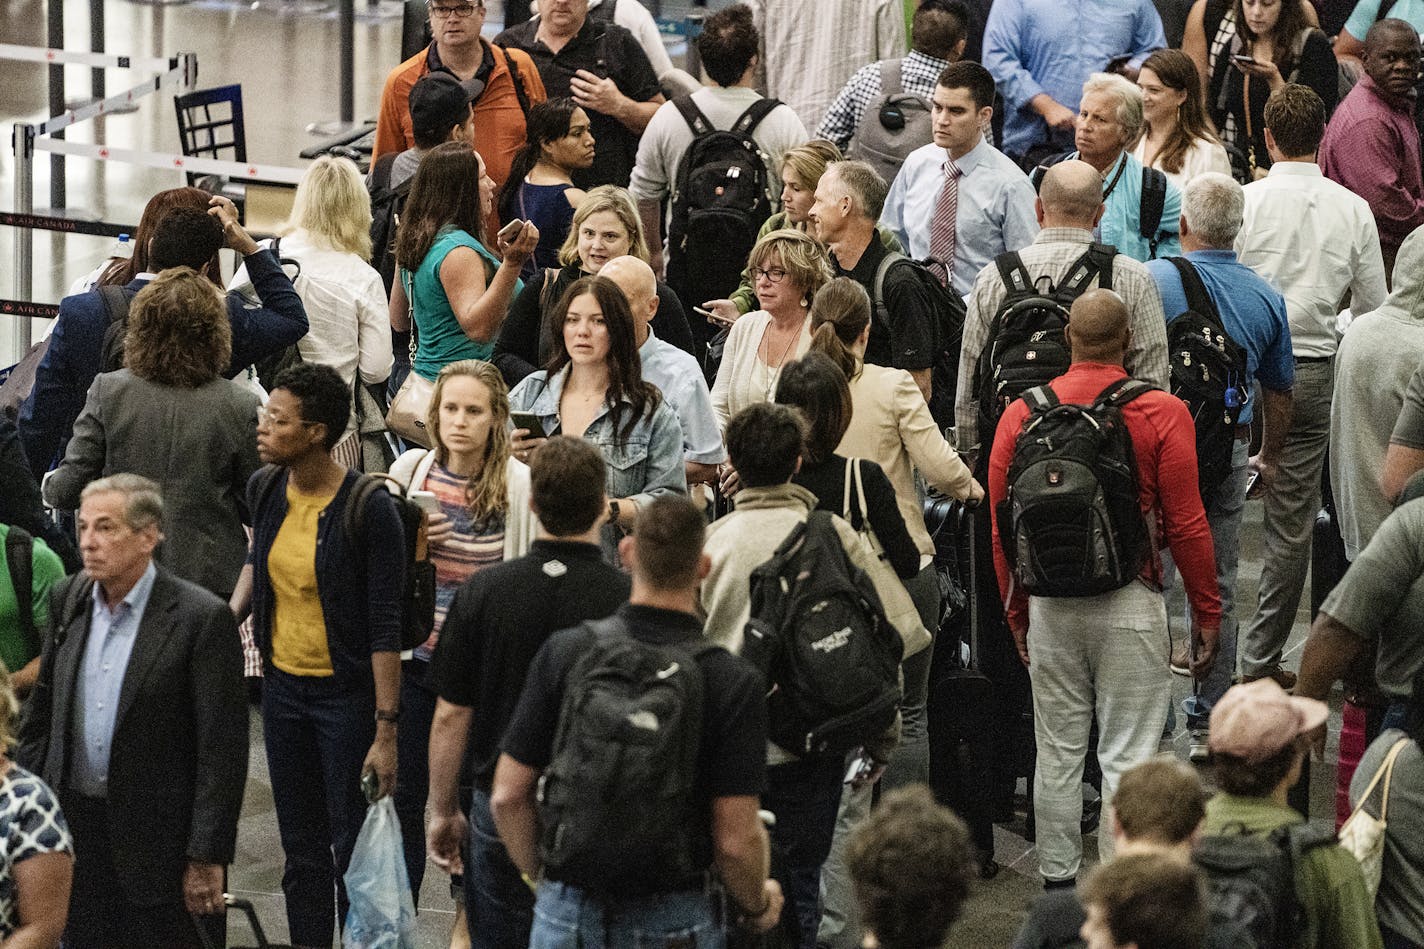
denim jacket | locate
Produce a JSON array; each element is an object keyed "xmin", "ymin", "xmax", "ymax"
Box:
[{"xmin": 508, "ymin": 368, "xmax": 687, "ymax": 507}]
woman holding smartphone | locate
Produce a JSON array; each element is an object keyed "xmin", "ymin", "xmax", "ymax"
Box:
[
  {"xmin": 507, "ymin": 276, "xmax": 686, "ymax": 559},
  {"xmin": 391, "ymin": 142, "xmax": 540, "ymax": 382},
  {"xmin": 492, "ymin": 186, "xmax": 694, "ymax": 387},
  {"xmin": 388, "ymin": 359, "xmax": 537, "ymax": 911}
]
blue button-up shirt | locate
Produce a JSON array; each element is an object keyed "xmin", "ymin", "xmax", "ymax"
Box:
[
  {"xmin": 1091, "ymin": 150, "xmax": 1182, "ymax": 262},
  {"xmin": 984, "ymin": 0, "xmax": 1165, "ymax": 158},
  {"xmin": 881, "ymin": 137, "xmax": 1040, "ymax": 296},
  {"xmin": 72, "ymin": 560, "xmax": 157, "ymax": 797},
  {"xmin": 1146, "ymin": 249, "xmax": 1295, "ymax": 425},
  {"xmin": 638, "ymin": 329, "xmax": 726, "ymax": 466}
]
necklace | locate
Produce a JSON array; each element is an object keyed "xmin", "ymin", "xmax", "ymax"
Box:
[{"xmin": 760, "ymin": 313, "xmax": 804, "ymax": 400}]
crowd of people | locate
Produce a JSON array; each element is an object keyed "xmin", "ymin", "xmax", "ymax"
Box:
[{"xmin": 3, "ymin": 0, "xmax": 1424, "ymax": 946}]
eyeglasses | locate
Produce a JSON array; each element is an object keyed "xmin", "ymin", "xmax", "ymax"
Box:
[
  {"xmin": 427, "ymin": 1, "xmax": 481, "ymax": 17},
  {"xmin": 753, "ymin": 267, "xmax": 789, "ymax": 284}
]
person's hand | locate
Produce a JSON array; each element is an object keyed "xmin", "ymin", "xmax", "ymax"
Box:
[
  {"xmin": 1235, "ymin": 56, "xmax": 1285, "ymax": 91},
  {"xmin": 511, "ymin": 430, "xmax": 548, "ymax": 465},
  {"xmin": 718, "ymin": 464, "xmax": 742, "ymax": 498},
  {"xmin": 1010, "ymin": 620, "xmax": 1030, "ymax": 667},
  {"xmin": 497, "ymin": 219, "xmax": 541, "ymax": 268},
  {"xmin": 426, "ymin": 510, "xmax": 453, "ymax": 548},
  {"xmin": 1190, "ymin": 626, "xmax": 1219, "ymax": 681},
  {"xmin": 1039, "ymin": 98, "xmax": 1077, "ymax": 131},
  {"xmin": 363, "ymin": 732, "xmax": 398, "ymax": 800},
  {"xmin": 965, "ymin": 479, "xmax": 985, "ymax": 505},
  {"xmin": 207, "ymin": 195, "xmax": 259, "ymax": 255},
  {"xmin": 183, "ymin": 861, "xmax": 225, "ymax": 916},
  {"xmin": 570, "ymin": 69, "xmax": 628, "ymax": 117},
  {"xmin": 743, "ymin": 879, "xmax": 785, "ymax": 935},
  {"xmin": 428, "ymin": 809, "xmax": 469, "ymax": 875},
  {"xmin": 702, "ymin": 299, "xmax": 741, "ymax": 327},
  {"xmin": 849, "ymin": 760, "xmax": 888, "ymax": 792},
  {"xmin": 1248, "ymin": 453, "xmax": 1277, "ymax": 496}
]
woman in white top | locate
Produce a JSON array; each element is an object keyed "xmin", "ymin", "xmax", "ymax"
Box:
[
  {"xmin": 809, "ymin": 277, "xmax": 983, "ymax": 789},
  {"xmin": 230, "ymin": 156, "xmax": 394, "ymax": 467},
  {"xmin": 1132, "ymin": 49, "xmax": 1233, "ymax": 189},
  {"xmin": 711, "ymin": 229, "xmax": 830, "ymax": 433}
]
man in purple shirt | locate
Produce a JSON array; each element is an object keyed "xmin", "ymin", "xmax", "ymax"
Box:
[{"xmin": 1320, "ymin": 18, "xmax": 1424, "ymax": 274}]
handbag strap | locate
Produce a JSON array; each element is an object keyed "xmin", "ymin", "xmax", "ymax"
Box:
[
  {"xmin": 403, "ymin": 270, "xmax": 418, "ymax": 362},
  {"xmin": 1345, "ymin": 737, "xmax": 1411, "ymax": 825}
]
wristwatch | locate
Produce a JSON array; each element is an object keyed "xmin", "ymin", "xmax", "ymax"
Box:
[{"xmin": 608, "ymin": 500, "xmax": 621, "ymax": 524}]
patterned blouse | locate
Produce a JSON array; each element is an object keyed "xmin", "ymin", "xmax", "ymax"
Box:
[{"xmin": 0, "ymin": 764, "xmax": 72, "ymax": 938}]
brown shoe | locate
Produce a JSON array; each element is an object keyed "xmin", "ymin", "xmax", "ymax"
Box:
[{"xmin": 1242, "ymin": 666, "xmax": 1297, "ymax": 691}]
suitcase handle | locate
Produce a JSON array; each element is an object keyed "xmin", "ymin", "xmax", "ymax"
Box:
[{"xmin": 193, "ymin": 894, "xmax": 272, "ymax": 949}]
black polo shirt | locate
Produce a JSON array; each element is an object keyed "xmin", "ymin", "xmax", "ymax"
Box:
[
  {"xmin": 502, "ymin": 603, "xmax": 768, "ymax": 875},
  {"xmin": 432, "ymin": 539, "xmax": 630, "ymax": 792},
  {"xmin": 833, "ymin": 236, "xmax": 936, "ymax": 374},
  {"xmin": 494, "ymin": 17, "xmax": 660, "ymax": 189}
]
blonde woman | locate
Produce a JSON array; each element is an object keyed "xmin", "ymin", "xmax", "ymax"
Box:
[
  {"xmin": 712, "ymin": 229, "xmax": 831, "ymax": 436},
  {"xmin": 388, "ymin": 360, "xmax": 537, "ymax": 905},
  {"xmin": 0, "ymin": 659, "xmax": 73, "ymax": 949},
  {"xmin": 493, "ymin": 185, "xmax": 695, "ymax": 386},
  {"xmin": 230, "ymin": 155, "xmax": 394, "ymax": 467},
  {"xmin": 703, "ymin": 140, "xmax": 903, "ymax": 324}
]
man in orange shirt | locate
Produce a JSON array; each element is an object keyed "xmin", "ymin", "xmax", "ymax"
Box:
[{"xmin": 373, "ymin": 0, "xmax": 546, "ymax": 190}]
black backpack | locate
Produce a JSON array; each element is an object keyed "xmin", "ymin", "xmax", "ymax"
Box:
[
  {"xmin": 1164, "ymin": 257, "xmax": 1249, "ymax": 504},
  {"xmin": 1194, "ymin": 822, "xmax": 1338, "ymax": 949},
  {"xmin": 665, "ymin": 96, "xmax": 781, "ymax": 321},
  {"xmin": 974, "ymin": 244, "xmax": 1114, "ymax": 456},
  {"xmin": 368, "ymin": 152, "xmax": 415, "ymax": 296},
  {"xmin": 998, "ymin": 378, "xmax": 1153, "ymax": 598},
  {"xmin": 96, "ymin": 285, "xmax": 137, "ymax": 374},
  {"xmin": 537, "ymin": 616, "xmax": 718, "ymax": 897},
  {"xmin": 742, "ymin": 511, "xmax": 902, "ymax": 757},
  {"xmin": 253, "ymin": 466, "xmax": 435, "ymax": 651},
  {"xmin": 871, "ymin": 252, "xmax": 966, "ymax": 429},
  {"xmin": 4, "ymin": 527, "xmax": 40, "ymax": 660},
  {"xmin": 1029, "ymin": 158, "xmax": 1169, "ymax": 258}
]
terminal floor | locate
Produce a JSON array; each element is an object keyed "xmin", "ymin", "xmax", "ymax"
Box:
[{"xmin": 0, "ymin": 0, "xmax": 1337, "ymax": 943}]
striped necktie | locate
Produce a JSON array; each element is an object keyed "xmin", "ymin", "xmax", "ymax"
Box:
[{"xmin": 927, "ymin": 157, "xmax": 961, "ymax": 289}]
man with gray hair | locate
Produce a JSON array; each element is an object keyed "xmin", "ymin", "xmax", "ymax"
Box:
[
  {"xmin": 1146, "ymin": 172, "xmax": 1295, "ymax": 761},
  {"xmin": 17, "ymin": 473, "xmax": 247, "ymax": 949}
]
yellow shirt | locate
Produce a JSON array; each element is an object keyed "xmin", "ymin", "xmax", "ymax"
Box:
[{"xmin": 269, "ymin": 485, "xmax": 336, "ymax": 677}]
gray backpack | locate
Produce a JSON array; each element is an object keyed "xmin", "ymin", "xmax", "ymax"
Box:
[{"xmin": 848, "ymin": 60, "xmax": 934, "ymax": 186}]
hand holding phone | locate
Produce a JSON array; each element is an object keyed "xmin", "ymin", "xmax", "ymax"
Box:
[
  {"xmin": 409, "ymin": 490, "xmax": 439, "ymax": 512},
  {"xmin": 497, "ymin": 219, "xmax": 526, "ymax": 243},
  {"xmin": 510, "ymin": 411, "xmax": 548, "ymax": 440}
]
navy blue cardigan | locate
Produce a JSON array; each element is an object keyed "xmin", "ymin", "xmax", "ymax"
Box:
[{"xmin": 247, "ymin": 467, "xmax": 405, "ymax": 686}]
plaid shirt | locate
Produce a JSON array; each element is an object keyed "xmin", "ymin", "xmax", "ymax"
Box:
[
  {"xmin": 815, "ymin": 50, "xmax": 951, "ymax": 151},
  {"xmin": 954, "ymin": 227, "xmax": 1171, "ymax": 455}
]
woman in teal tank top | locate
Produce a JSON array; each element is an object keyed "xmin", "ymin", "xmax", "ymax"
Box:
[{"xmin": 391, "ymin": 142, "xmax": 539, "ymax": 381}]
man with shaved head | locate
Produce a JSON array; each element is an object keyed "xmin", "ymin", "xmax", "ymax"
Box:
[
  {"xmin": 600, "ymin": 255, "xmax": 725, "ymax": 487},
  {"xmin": 988, "ymin": 288, "xmax": 1219, "ymax": 890},
  {"xmin": 1320, "ymin": 18, "xmax": 1424, "ymax": 274}
]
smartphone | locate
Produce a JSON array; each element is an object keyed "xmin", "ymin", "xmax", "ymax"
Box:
[
  {"xmin": 695, "ymin": 305, "xmax": 732, "ymax": 327},
  {"xmin": 1245, "ymin": 470, "xmax": 1262, "ymax": 498},
  {"xmin": 1232, "ymin": 54, "xmax": 1257, "ymax": 65},
  {"xmin": 844, "ymin": 752, "xmax": 875, "ymax": 785},
  {"xmin": 497, "ymin": 219, "xmax": 527, "ymax": 242},
  {"xmin": 360, "ymin": 769, "xmax": 381, "ymax": 803},
  {"xmin": 409, "ymin": 490, "xmax": 439, "ymax": 513},
  {"xmin": 510, "ymin": 411, "xmax": 548, "ymax": 440}
]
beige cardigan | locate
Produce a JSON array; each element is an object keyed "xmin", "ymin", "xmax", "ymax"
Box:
[
  {"xmin": 710, "ymin": 310, "xmax": 814, "ymax": 431},
  {"xmin": 839, "ymin": 362, "xmax": 980, "ymax": 560}
]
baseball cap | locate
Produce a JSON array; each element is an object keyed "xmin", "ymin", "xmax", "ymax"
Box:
[
  {"xmin": 1208, "ymin": 679, "xmax": 1328, "ymax": 764},
  {"xmin": 408, "ymin": 69, "xmax": 482, "ymax": 141}
]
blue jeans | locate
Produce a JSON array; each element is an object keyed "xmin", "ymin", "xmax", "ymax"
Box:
[
  {"xmin": 394, "ymin": 657, "xmax": 437, "ymax": 903},
  {"xmin": 1182, "ymin": 437, "xmax": 1250, "ymax": 729},
  {"xmin": 882, "ymin": 564, "xmax": 938, "ymax": 791},
  {"xmin": 764, "ymin": 755, "xmax": 845, "ymax": 949},
  {"xmin": 529, "ymin": 881, "xmax": 724, "ymax": 949},
  {"xmin": 262, "ymin": 667, "xmax": 375, "ymax": 948},
  {"xmin": 464, "ymin": 788, "xmax": 535, "ymax": 949}
]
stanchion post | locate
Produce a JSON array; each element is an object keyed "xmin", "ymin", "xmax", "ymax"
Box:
[
  {"xmin": 339, "ymin": 0, "xmax": 355, "ymax": 124},
  {"xmin": 685, "ymin": 11, "xmax": 705, "ymax": 79},
  {"xmin": 90, "ymin": 0, "xmax": 106, "ymax": 100},
  {"xmin": 12, "ymin": 123, "xmax": 36, "ymax": 354},
  {"xmin": 47, "ymin": 0, "xmax": 65, "ymax": 210}
]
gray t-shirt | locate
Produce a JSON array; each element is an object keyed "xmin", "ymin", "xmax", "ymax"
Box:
[
  {"xmin": 1351, "ymin": 730, "xmax": 1424, "ymax": 945},
  {"xmin": 1391, "ymin": 359, "xmax": 1424, "ymax": 450},
  {"xmin": 1320, "ymin": 499, "xmax": 1424, "ymax": 700}
]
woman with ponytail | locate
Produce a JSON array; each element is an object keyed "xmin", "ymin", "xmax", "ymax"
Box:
[
  {"xmin": 497, "ymin": 99, "xmax": 595, "ymax": 272},
  {"xmin": 809, "ymin": 277, "xmax": 982, "ymax": 789}
]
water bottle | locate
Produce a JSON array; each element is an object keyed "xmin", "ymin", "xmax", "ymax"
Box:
[{"xmin": 113, "ymin": 233, "xmax": 133, "ymax": 259}]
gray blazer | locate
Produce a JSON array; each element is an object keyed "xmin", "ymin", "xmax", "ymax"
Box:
[
  {"xmin": 44, "ymin": 369, "xmax": 261, "ymax": 599},
  {"xmin": 16, "ymin": 567, "xmax": 249, "ymax": 906}
]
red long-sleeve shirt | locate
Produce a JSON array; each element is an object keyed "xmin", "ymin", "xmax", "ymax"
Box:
[{"xmin": 988, "ymin": 362, "xmax": 1221, "ymax": 633}]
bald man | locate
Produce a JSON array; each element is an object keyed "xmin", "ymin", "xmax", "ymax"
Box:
[
  {"xmin": 601, "ymin": 256, "xmax": 726, "ymax": 486},
  {"xmin": 987, "ymin": 288, "xmax": 1219, "ymax": 889},
  {"xmin": 1320, "ymin": 18, "xmax": 1424, "ymax": 273},
  {"xmin": 955, "ymin": 160, "xmax": 1170, "ymax": 464}
]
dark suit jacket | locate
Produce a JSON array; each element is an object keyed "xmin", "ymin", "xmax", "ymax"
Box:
[
  {"xmin": 16, "ymin": 248, "xmax": 307, "ymax": 479},
  {"xmin": 16, "ymin": 566, "xmax": 249, "ymax": 907}
]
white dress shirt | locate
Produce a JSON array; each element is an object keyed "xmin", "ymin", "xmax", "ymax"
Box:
[
  {"xmin": 881, "ymin": 137, "xmax": 1040, "ymax": 295},
  {"xmin": 1235, "ymin": 162, "xmax": 1388, "ymax": 358}
]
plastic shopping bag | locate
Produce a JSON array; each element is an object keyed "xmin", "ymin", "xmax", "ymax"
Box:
[{"xmin": 342, "ymin": 796, "xmax": 417, "ymax": 949}]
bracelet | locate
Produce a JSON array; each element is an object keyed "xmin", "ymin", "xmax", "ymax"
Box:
[{"xmin": 375, "ymin": 708, "xmax": 400, "ymax": 724}]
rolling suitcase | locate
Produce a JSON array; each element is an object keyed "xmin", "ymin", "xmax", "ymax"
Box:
[
  {"xmin": 924, "ymin": 497, "xmax": 999, "ymax": 877},
  {"xmin": 195, "ymin": 895, "xmax": 293, "ymax": 949}
]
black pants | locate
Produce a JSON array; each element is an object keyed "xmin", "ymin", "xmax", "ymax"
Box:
[{"xmin": 63, "ymin": 795, "xmax": 220, "ymax": 949}]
